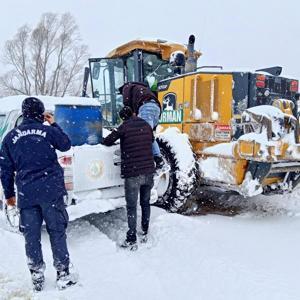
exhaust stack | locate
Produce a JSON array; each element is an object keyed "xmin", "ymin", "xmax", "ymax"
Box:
[{"xmin": 185, "ymin": 35, "xmax": 197, "ymax": 73}]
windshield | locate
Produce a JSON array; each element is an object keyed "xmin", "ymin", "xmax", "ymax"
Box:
[
  {"xmin": 143, "ymin": 53, "xmax": 174, "ymax": 91},
  {"xmin": 90, "ymin": 58, "xmax": 125, "ymax": 126}
]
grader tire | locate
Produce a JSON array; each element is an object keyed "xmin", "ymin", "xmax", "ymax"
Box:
[{"xmin": 155, "ymin": 138, "xmax": 197, "ymax": 213}]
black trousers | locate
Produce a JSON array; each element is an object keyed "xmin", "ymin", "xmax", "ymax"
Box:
[{"xmin": 124, "ymin": 174, "xmax": 154, "ymax": 242}]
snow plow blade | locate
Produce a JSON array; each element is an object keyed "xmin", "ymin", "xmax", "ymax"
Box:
[{"xmin": 198, "ymin": 139, "xmax": 300, "ymax": 197}]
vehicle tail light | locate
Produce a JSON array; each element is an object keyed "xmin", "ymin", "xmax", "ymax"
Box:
[
  {"xmin": 256, "ymin": 74, "xmax": 266, "ymax": 88},
  {"xmin": 59, "ymin": 156, "xmax": 73, "ymax": 166},
  {"xmin": 290, "ymin": 80, "xmax": 298, "ymax": 92},
  {"xmin": 59, "ymin": 155, "xmax": 73, "ymax": 191}
]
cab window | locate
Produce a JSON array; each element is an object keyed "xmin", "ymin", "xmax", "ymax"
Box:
[
  {"xmin": 90, "ymin": 58, "xmax": 125, "ymax": 126},
  {"xmin": 142, "ymin": 53, "xmax": 174, "ymax": 91},
  {"xmin": 126, "ymin": 56, "xmax": 136, "ymax": 82}
]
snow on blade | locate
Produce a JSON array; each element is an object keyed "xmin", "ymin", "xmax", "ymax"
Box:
[
  {"xmin": 199, "ymin": 156, "xmax": 235, "ymax": 184},
  {"xmin": 198, "ymin": 142, "xmax": 236, "ymax": 184},
  {"xmin": 202, "ymin": 142, "xmax": 237, "ymax": 156}
]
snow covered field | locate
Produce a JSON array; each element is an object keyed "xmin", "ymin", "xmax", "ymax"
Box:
[{"xmin": 1, "ymin": 190, "xmax": 300, "ymax": 300}]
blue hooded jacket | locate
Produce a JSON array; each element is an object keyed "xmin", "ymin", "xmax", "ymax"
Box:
[{"xmin": 0, "ymin": 118, "xmax": 71, "ymax": 208}]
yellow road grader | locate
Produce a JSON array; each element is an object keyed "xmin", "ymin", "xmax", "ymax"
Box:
[{"xmin": 87, "ymin": 35, "xmax": 300, "ymax": 212}]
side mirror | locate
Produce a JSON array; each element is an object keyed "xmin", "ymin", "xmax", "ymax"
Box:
[{"xmin": 92, "ymin": 62, "xmax": 100, "ymax": 80}]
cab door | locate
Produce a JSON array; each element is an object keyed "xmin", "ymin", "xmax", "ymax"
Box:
[{"xmin": 89, "ymin": 58, "xmax": 125, "ymax": 127}]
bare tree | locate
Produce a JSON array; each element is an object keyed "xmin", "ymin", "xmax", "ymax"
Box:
[{"xmin": 0, "ymin": 13, "xmax": 89, "ymax": 97}]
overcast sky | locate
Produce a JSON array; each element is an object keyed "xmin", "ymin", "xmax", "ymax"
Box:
[{"xmin": 0, "ymin": 0, "xmax": 299, "ymax": 78}]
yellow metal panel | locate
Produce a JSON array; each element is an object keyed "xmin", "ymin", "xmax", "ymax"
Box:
[
  {"xmin": 239, "ymin": 141, "xmax": 255, "ymax": 156},
  {"xmin": 238, "ymin": 140, "xmax": 262, "ymax": 158},
  {"xmin": 278, "ymin": 142, "xmax": 289, "ymax": 158},
  {"xmin": 183, "ymin": 73, "xmax": 233, "ymax": 124},
  {"xmin": 192, "ymin": 76, "xmax": 211, "ymax": 121},
  {"xmin": 158, "ymin": 72, "xmax": 234, "ymax": 153},
  {"xmin": 234, "ymin": 160, "xmax": 248, "ymax": 185},
  {"xmin": 272, "ymin": 99, "xmax": 294, "ymax": 116}
]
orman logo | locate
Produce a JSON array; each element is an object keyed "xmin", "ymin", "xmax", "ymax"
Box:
[
  {"xmin": 88, "ymin": 160, "xmax": 104, "ymax": 178},
  {"xmin": 160, "ymin": 93, "xmax": 183, "ymax": 124}
]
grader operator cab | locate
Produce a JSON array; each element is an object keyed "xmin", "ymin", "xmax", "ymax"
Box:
[
  {"xmin": 88, "ymin": 39, "xmax": 192, "ymax": 126},
  {"xmin": 88, "ymin": 35, "xmax": 300, "ymax": 212}
]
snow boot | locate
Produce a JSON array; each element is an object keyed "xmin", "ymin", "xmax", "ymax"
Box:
[
  {"xmin": 30, "ymin": 270, "xmax": 45, "ymax": 292},
  {"xmin": 140, "ymin": 231, "xmax": 148, "ymax": 244},
  {"xmin": 56, "ymin": 268, "xmax": 78, "ymax": 290},
  {"xmin": 119, "ymin": 239, "xmax": 138, "ymax": 251}
]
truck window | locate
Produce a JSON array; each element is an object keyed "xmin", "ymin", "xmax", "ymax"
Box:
[
  {"xmin": 0, "ymin": 114, "xmax": 7, "ymax": 143},
  {"xmin": 0, "ymin": 115, "xmax": 5, "ymax": 128}
]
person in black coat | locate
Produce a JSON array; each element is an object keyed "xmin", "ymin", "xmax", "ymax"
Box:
[
  {"xmin": 0, "ymin": 97, "xmax": 77, "ymax": 291},
  {"xmin": 119, "ymin": 82, "xmax": 165, "ymax": 170},
  {"xmin": 102, "ymin": 106, "xmax": 155, "ymax": 250}
]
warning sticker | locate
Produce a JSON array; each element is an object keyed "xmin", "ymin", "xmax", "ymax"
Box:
[{"xmin": 214, "ymin": 125, "xmax": 231, "ymax": 141}]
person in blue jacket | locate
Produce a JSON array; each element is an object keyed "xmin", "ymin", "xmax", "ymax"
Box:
[{"xmin": 0, "ymin": 97, "xmax": 77, "ymax": 291}]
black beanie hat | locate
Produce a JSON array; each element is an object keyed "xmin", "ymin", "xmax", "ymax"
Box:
[
  {"xmin": 22, "ymin": 97, "xmax": 45, "ymax": 122},
  {"xmin": 119, "ymin": 106, "xmax": 133, "ymax": 121}
]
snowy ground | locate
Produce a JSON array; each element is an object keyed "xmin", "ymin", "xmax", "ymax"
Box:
[{"xmin": 1, "ymin": 190, "xmax": 300, "ymax": 300}]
